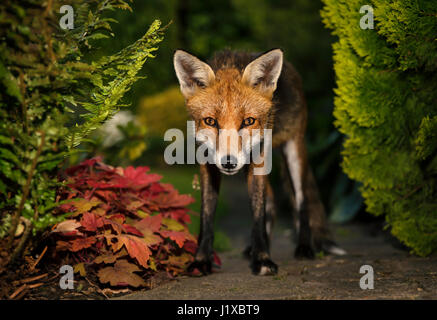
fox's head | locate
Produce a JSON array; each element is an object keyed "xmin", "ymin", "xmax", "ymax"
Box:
[{"xmin": 173, "ymin": 49, "xmax": 283, "ymax": 175}]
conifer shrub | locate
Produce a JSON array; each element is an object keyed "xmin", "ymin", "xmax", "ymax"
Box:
[{"xmin": 321, "ymin": 0, "xmax": 437, "ymax": 255}]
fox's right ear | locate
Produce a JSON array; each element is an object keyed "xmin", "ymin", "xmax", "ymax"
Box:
[
  {"xmin": 242, "ymin": 49, "xmax": 283, "ymax": 97},
  {"xmin": 173, "ymin": 50, "xmax": 215, "ymax": 99}
]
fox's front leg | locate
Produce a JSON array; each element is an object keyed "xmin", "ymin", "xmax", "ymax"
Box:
[
  {"xmin": 188, "ymin": 164, "xmax": 220, "ymax": 275},
  {"xmin": 247, "ymin": 166, "xmax": 278, "ymax": 275}
]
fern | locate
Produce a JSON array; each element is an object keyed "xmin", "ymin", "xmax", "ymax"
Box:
[{"xmin": 0, "ymin": 0, "xmax": 165, "ymax": 263}]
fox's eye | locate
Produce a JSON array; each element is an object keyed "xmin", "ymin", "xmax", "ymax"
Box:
[
  {"xmin": 242, "ymin": 117, "xmax": 256, "ymax": 127},
  {"xmin": 204, "ymin": 117, "xmax": 217, "ymax": 127}
]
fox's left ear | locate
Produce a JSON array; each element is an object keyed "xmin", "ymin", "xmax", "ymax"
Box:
[
  {"xmin": 242, "ymin": 49, "xmax": 283, "ymax": 96},
  {"xmin": 174, "ymin": 50, "xmax": 215, "ymax": 99}
]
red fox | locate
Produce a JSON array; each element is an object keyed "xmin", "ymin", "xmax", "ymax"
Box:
[{"xmin": 173, "ymin": 49, "xmax": 345, "ymax": 275}]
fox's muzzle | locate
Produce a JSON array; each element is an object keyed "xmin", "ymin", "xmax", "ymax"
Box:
[{"xmin": 220, "ymin": 155, "xmax": 238, "ymax": 171}]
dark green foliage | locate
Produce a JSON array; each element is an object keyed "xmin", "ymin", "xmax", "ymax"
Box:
[
  {"xmin": 321, "ymin": 0, "xmax": 437, "ymax": 255},
  {"xmin": 0, "ymin": 0, "xmax": 164, "ymax": 261}
]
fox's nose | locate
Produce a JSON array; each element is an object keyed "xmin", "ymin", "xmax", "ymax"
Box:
[{"xmin": 221, "ymin": 155, "xmax": 238, "ymax": 170}]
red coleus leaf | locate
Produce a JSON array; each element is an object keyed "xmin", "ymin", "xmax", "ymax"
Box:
[
  {"xmin": 102, "ymin": 217, "xmax": 126, "ymax": 234},
  {"xmin": 81, "ymin": 212, "xmax": 104, "ymax": 232},
  {"xmin": 183, "ymin": 241, "xmax": 197, "ymax": 255},
  {"xmin": 132, "ymin": 217, "xmax": 163, "ymax": 247},
  {"xmin": 72, "ymin": 199, "xmax": 102, "ymax": 217},
  {"xmin": 55, "ymin": 158, "xmax": 210, "ymax": 287},
  {"xmin": 65, "ymin": 157, "xmax": 99, "ymax": 176},
  {"xmin": 107, "ymin": 214, "xmax": 125, "ymax": 224},
  {"xmin": 70, "ymin": 237, "xmax": 97, "ymax": 252},
  {"xmin": 97, "ymin": 259, "xmax": 147, "ymax": 288},
  {"xmin": 162, "ymin": 253, "xmax": 193, "ymax": 268},
  {"xmin": 160, "ymin": 230, "xmax": 192, "ymax": 248},
  {"xmin": 104, "ymin": 234, "xmax": 152, "ymax": 269},
  {"xmin": 93, "ymin": 248, "xmax": 128, "ymax": 264},
  {"xmin": 114, "ymin": 166, "xmax": 162, "ymax": 190},
  {"xmin": 123, "ymin": 225, "xmax": 143, "ymax": 237},
  {"xmin": 213, "ymin": 252, "xmax": 222, "ymax": 267},
  {"xmin": 150, "ymin": 187, "xmax": 195, "ymax": 209},
  {"xmin": 164, "ymin": 208, "xmax": 192, "ymax": 224},
  {"xmin": 134, "ymin": 214, "xmax": 162, "ymax": 233},
  {"xmin": 94, "ymin": 190, "xmax": 116, "ymax": 202}
]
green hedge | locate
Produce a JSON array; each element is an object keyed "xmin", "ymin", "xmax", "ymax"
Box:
[{"xmin": 321, "ymin": 0, "xmax": 437, "ymax": 256}]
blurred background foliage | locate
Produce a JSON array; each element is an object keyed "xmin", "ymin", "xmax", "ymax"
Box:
[{"xmin": 80, "ymin": 0, "xmax": 366, "ymax": 246}]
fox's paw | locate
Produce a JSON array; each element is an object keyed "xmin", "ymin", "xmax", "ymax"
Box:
[
  {"xmin": 294, "ymin": 244, "xmax": 315, "ymax": 259},
  {"xmin": 187, "ymin": 258, "xmax": 212, "ymax": 275},
  {"xmin": 315, "ymin": 238, "xmax": 347, "ymax": 256},
  {"xmin": 250, "ymin": 258, "xmax": 278, "ymax": 276}
]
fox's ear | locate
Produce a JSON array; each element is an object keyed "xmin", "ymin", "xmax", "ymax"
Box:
[
  {"xmin": 174, "ymin": 50, "xmax": 215, "ymax": 99},
  {"xmin": 242, "ymin": 49, "xmax": 283, "ymax": 96}
]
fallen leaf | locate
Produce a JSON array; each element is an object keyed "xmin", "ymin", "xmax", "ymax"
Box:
[
  {"xmin": 74, "ymin": 263, "xmax": 87, "ymax": 276},
  {"xmin": 97, "ymin": 260, "xmax": 147, "ymax": 287}
]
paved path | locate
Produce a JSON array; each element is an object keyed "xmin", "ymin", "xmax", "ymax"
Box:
[
  {"xmin": 119, "ymin": 174, "xmax": 437, "ymax": 300},
  {"xmin": 118, "ymin": 224, "xmax": 436, "ymax": 300}
]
